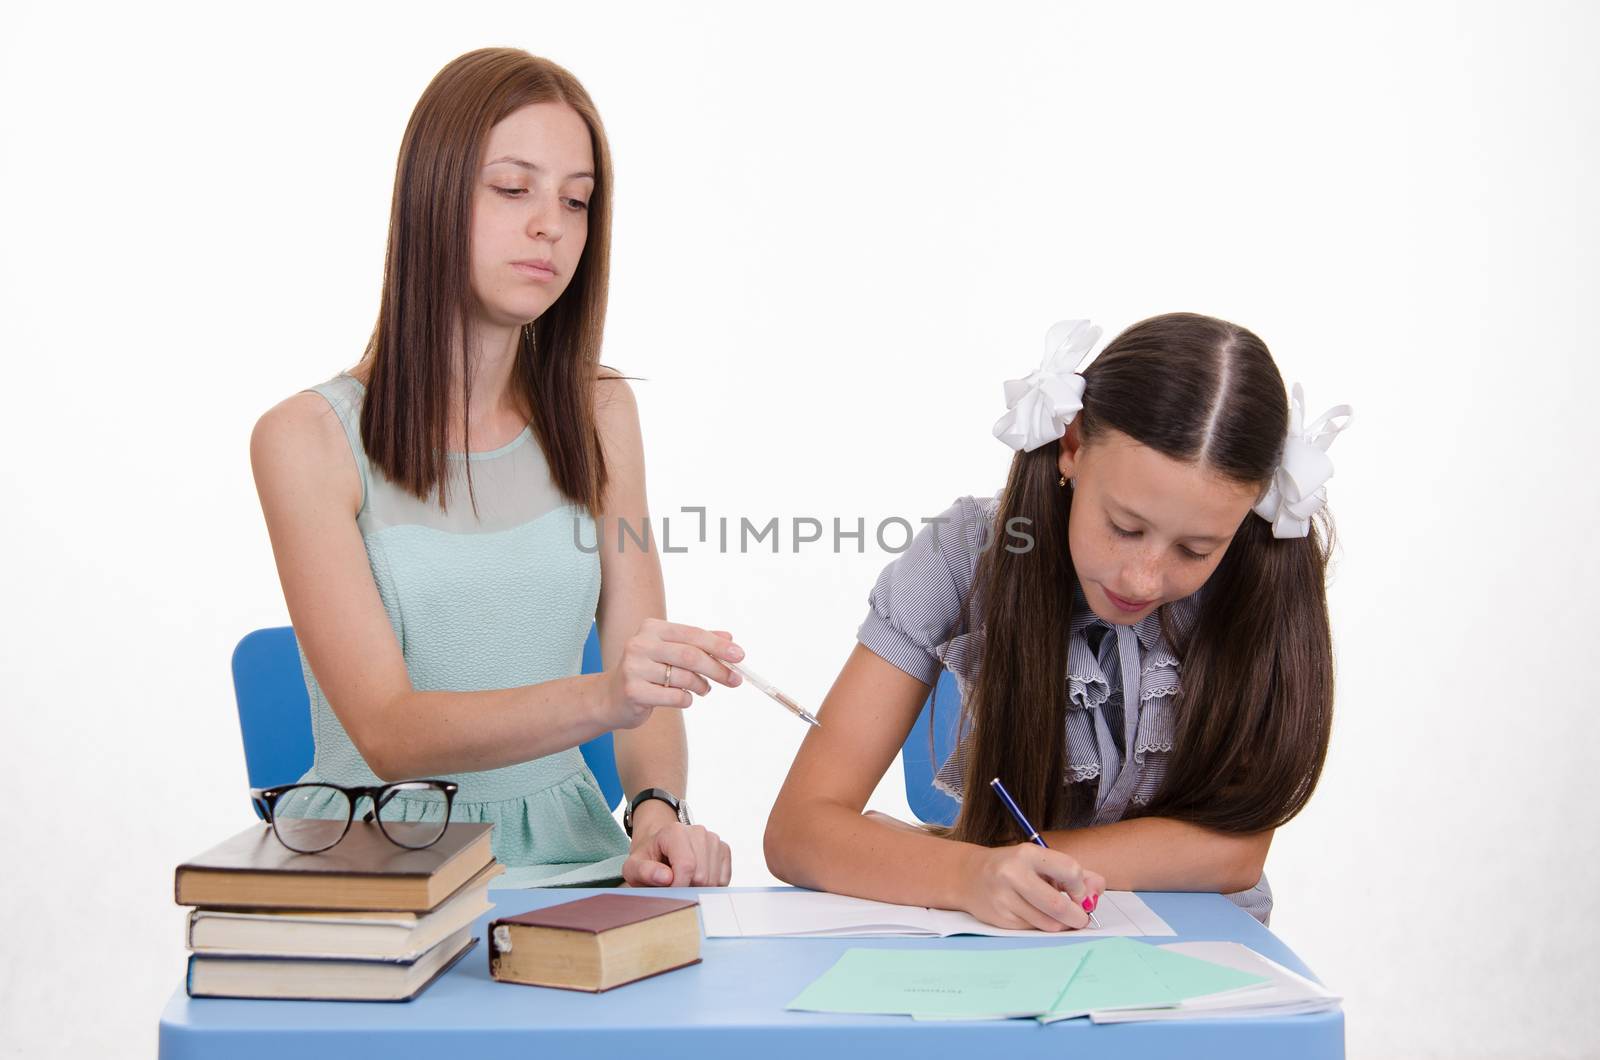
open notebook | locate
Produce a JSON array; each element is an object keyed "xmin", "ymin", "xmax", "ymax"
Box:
[{"xmin": 698, "ymin": 889, "xmax": 1173, "ymax": 939}]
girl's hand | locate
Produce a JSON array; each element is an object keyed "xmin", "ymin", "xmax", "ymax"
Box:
[
  {"xmin": 959, "ymin": 843, "xmax": 1106, "ymax": 932},
  {"xmin": 603, "ymin": 619, "xmax": 744, "ymax": 731}
]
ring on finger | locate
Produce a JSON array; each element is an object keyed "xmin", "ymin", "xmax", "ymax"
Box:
[{"xmin": 663, "ymin": 663, "xmax": 674, "ymax": 688}]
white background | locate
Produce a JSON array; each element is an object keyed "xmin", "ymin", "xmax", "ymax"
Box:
[{"xmin": 3, "ymin": 2, "xmax": 1596, "ymax": 1057}]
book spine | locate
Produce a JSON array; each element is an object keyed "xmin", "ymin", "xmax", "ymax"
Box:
[{"xmin": 486, "ymin": 918, "xmax": 505, "ymax": 973}]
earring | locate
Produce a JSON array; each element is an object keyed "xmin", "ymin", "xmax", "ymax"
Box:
[{"xmin": 1059, "ymin": 474, "xmax": 1067, "ymax": 487}]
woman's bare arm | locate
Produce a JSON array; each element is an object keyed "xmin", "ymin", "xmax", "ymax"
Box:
[
  {"xmin": 766, "ymin": 643, "xmax": 1273, "ymax": 916},
  {"xmin": 592, "ymin": 374, "xmax": 688, "ymax": 805},
  {"xmin": 1041, "ymin": 818, "xmax": 1272, "ymax": 894},
  {"xmin": 250, "ymin": 392, "xmax": 612, "ymax": 781},
  {"xmin": 765, "ymin": 644, "xmax": 990, "ymax": 910}
]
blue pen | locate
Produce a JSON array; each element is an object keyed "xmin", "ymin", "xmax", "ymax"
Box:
[{"xmin": 988, "ymin": 777, "xmax": 1101, "ymax": 929}]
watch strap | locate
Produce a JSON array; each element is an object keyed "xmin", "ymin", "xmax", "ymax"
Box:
[{"xmin": 625, "ymin": 787, "xmax": 687, "ymax": 836}]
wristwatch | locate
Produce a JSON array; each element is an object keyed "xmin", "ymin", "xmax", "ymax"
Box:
[{"xmin": 623, "ymin": 787, "xmax": 692, "ymax": 836}]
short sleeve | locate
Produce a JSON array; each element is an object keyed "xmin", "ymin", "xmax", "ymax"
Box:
[{"xmin": 856, "ymin": 496, "xmax": 990, "ymax": 685}]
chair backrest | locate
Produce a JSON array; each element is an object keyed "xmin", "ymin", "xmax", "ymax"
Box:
[
  {"xmin": 576, "ymin": 629, "xmax": 623, "ymax": 810},
  {"xmin": 230, "ymin": 625, "xmax": 624, "ymax": 812},
  {"xmin": 899, "ymin": 670, "xmax": 964, "ymax": 826}
]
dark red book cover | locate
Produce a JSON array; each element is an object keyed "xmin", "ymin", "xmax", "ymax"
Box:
[{"xmin": 493, "ymin": 894, "xmax": 698, "ymax": 934}]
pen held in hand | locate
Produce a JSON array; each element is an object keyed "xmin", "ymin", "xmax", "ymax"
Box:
[
  {"xmin": 727, "ymin": 661, "xmax": 821, "ymax": 728},
  {"xmin": 988, "ymin": 777, "xmax": 1100, "ymax": 929}
]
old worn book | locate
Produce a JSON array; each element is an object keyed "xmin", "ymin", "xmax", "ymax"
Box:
[
  {"xmin": 174, "ymin": 821, "xmax": 496, "ymax": 912},
  {"xmin": 187, "ymin": 863, "xmax": 500, "ymax": 959},
  {"xmin": 489, "ymin": 894, "xmax": 701, "ymax": 992},
  {"xmin": 186, "ymin": 928, "xmax": 477, "ymax": 1001}
]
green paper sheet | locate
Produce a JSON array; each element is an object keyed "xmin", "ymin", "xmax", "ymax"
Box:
[
  {"xmin": 1040, "ymin": 938, "xmax": 1269, "ymax": 1022},
  {"xmin": 787, "ymin": 945, "xmax": 1092, "ymax": 1020},
  {"xmin": 1133, "ymin": 939, "xmax": 1269, "ymax": 1001}
]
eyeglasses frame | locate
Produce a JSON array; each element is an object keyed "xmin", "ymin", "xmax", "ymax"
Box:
[{"xmin": 248, "ymin": 779, "xmax": 460, "ymax": 853}]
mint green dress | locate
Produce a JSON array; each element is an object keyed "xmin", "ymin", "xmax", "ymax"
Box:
[{"xmin": 290, "ymin": 372, "xmax": 630, "ymax": 887}]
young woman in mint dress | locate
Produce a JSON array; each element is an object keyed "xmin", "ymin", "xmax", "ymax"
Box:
[{"xmin": 251, "ymin": 48, "xmax": 740, "ymax": 888}]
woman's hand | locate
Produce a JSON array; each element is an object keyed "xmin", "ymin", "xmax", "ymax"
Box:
[
  {"xmin": 621, "ymin": 806, "xmax": 733, "ymax": 887},
  {"xmin": 603, "ymin": 619, "xmax": 744, "ymax": 731},
  {"xmin": 959, "ymin": 843, "xmax": 1106, "ymax": 932}
]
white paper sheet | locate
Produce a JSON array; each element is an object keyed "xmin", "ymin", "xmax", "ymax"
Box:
[{"xmin": 697, "ymin": 889, "xmax": 1174, "ymax": 939}]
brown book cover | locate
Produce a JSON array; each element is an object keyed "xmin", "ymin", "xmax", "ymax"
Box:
[
  {"xmin": 489, "ymin": 895, "xmax": 702, "ymax": 992},
  {"xmin": 496, "ymin": 894, "xmax": 698, "ymax": 933},
  {"xmin": 175, "ymin": 821, "xmax": 495, "ymax": 912}
]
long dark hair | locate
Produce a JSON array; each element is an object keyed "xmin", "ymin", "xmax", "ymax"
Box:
[
  {"xmin": 357, "ymin": 48, "xmax": 614, "ymax": 514},
  {"xmin": 951, "ymin": 312, "xmax": 1335, "ymax": 843}
]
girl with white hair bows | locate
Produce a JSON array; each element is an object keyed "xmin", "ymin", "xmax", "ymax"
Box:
[{"xmin": 767, "ymin": 312, "xmax": 1350, "ymax": 929}]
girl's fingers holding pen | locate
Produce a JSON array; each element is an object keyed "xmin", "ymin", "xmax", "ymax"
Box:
[
  {"xmin": 678, "ymin": 671, "xmax": 713, "ymax": 697},
  {"xmin": 647, "ymin": 643, "xmax": 714, "ymax": 695},
  {"xmin": 1051, "ymin": 869, "xmax": 1105, "ymax": 921},
  {"xmin": 656, "ymin": 640, "xmax": 735, "ymax": 690},
  {"xmin": 645, "ymin": 618, "xmax": 745, "ymax": 662},
  {"xmin": 992, "ymin": 846, "xmax": 1087, "ymax": 929},
  {"xmin": 629, "ymin": 621, "xmax": 740, "ymax": 683},
  {"xmin": 1021, "ymin": 875, "xmax": 1089, "ymax": 930},
  {"xmin": 625, "ymin": 642, "xmax": 696, "ymax": 690},
  {"xmin": 1009, "ymin": 853, "xmax": 1088, "ymax": 929},
  {"xmin": 1005, "ymin": 893, "xmax": 1068, "ymax": 933},
  {"xmin": 621, "ymin": 675, "xmax": 693, "ymax": 710},
  {"xmin": 1083, "ymin": 870, "xmax": 1106, "ymax": 908},
  {"xmin": 1029, "ymin": 847, "xmax": 1090, "ymax": 902},
  {"xmin": 661, "ymin": 625, "xmax": 744, "ymax": 685}
]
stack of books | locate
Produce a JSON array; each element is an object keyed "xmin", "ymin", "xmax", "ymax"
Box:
[{"xmin": 174, "ymin": 819, "xmax": 501, "ymax": 1001}]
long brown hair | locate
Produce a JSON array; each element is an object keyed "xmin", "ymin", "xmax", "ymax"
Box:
[
  {"xmin": 358, "ymin": 48, "xmax": 614, "ymax": 514},
  {"xmin": 951, "ymin": 312, "xmax": 1335, "ymax": 843}
]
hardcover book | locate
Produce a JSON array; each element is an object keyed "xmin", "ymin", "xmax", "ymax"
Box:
[
  {"xmin": 186, "ymin": 928, "xmax": 478, "ymax": 1001},
  {"xmin": 488, "ymin": 894, "xmax": 701, "ymax": 992},
  {"xmin": 174, "ymin": 821, "xmax": 496, "ymax": 912},
  {"xmin": 186, "ymin": 863, "xmax": 499, "ymax": 959}
]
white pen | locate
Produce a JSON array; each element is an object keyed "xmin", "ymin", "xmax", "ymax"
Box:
[{"xmin": 727, "ymin": 661, "xmax": 821, "ymax": 728}]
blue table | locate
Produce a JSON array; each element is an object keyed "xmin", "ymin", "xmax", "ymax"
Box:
[{"xmin": 159, "ymin": 887, "xmax": 1343, "ymax": 1059}]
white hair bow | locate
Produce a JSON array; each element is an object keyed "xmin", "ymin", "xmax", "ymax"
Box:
[
  {"xmin": 1253, "ymin": 384, "xmax": 1353, "ymax": 539},
  {"xmin": 992, "ymin": 319, "xmax": 1102, "ymax": 453}
]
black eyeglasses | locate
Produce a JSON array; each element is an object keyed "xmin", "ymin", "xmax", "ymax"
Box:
[{"xmin": 250, "ymin": 780, "xmax": 459, "ymax": 854}]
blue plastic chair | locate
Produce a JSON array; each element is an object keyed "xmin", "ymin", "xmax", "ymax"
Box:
[
  {"xmin": 900, "ymin": 670, "xmax": 964, "ymax": 826},
  {"xmin": 231, "ymin": 625, "xmax": 624, "ymax": 814}
]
